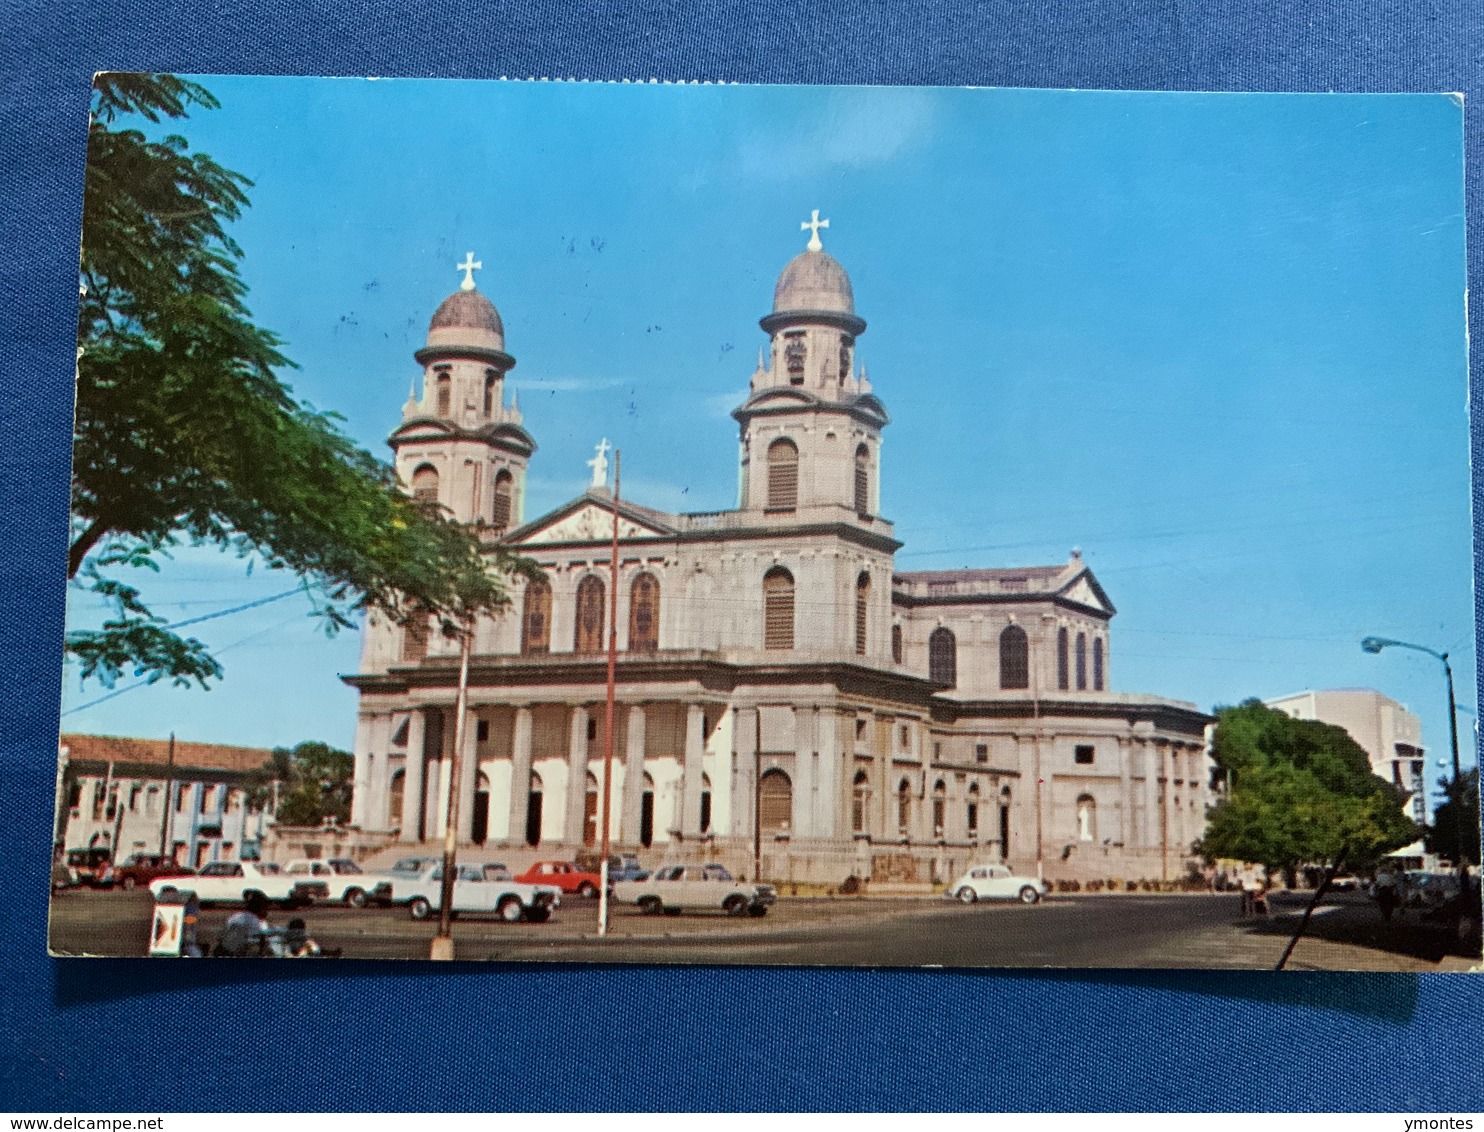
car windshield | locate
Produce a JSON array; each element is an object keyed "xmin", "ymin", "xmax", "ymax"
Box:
[
  {"xmin": 484, "ymin": 865, "xmax": 512, "ymax": 880},
  {"xmin": 702, "ymin": 865, "xmax": 733, "ymax": 881},
  {"xmin": 331, "ymin": 860, "xmax": 362, "ymax": 874},
  {"xmin": 391, "ymin": 859, "xmax": 427, "ymax": 874}
]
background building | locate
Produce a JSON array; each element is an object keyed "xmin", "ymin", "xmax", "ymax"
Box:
[
  {"xmin": 346, "ymin": 225, "xmax": 1215, "ymax": 886},
  {"xmin": 1265, "ymin": 688, "xmax": 1428, "ymax": 824},
  {"xmin": 57, "ymin": 733, "xmax": 276, "ymax": 867}
]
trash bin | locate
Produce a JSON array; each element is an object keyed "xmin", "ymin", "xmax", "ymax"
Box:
[{"xmin": 149, "ymin": 889, "xmax": 201, "ymax": 957}]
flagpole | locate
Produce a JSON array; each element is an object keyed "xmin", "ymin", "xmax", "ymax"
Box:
[
  {"xmin": 599, "ymin": 452, "xmax": 621, "ymax": 937},
  {"xmin": 432, "ymin": 616, "xmax": 472, "ymax": 960}
]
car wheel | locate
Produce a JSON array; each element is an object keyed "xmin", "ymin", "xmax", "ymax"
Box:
[
  {"xmin": 746, "ymin": 904, "xmax": 768, "ymax": 918},
  {"xmin": 723, "ymin": 895, "xmax": 748, "ymax": 917},
  {"xmin": 523, "ymin": 906, "xmax": 551, "ymax": 924},
  {"xmin": 498, "ymin": 896, "xmax": 524, "ymax": 922},
  {"xmin": 344, "ymin": 888, "xmax": 367, "ymax": 909},
  {"xmin": 122, "ymin": 876, "xmax": 137, "ymax": 891},
  {"xmin": 639, "ymin": 896, "xmax": 662, "ymax": 916},
  {"xmin": 408, "ymin": 897, "xmax": 432, "ymax": 921},
  {"xmin": 577, "ymin": 882, "xmax": 598, "ymax": 899},
  {"xmin": 956, "ymin": 886, "xmax": 978, "ymax": 905},
  {"xmin": 1018, "ymin": 886, "xmax": 1041, "ymax": 905}
]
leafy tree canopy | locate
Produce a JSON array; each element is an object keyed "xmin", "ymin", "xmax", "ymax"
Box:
[
  {"xmin": 1198, "ymin": 699, "xmax": 1417, "ymax": 871},
  {"xmin": 69, "ymin": 73, "xmax": 530, "ymax": 691},
  {"xmin": 1427, "ymin": 768, "xmax": 1481, "ymax": 866},
  {"xmin": 244, "ymin": 741, "xmax": 354, "ymax": 828}
]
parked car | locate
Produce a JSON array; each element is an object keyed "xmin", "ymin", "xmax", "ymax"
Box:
[
  {"xmin": 114, "ymin": 854, "xmax": 196, "ymax": 891},
  {"xmin": 64, "ymin": 847, "xmax": 115, "ymax": 888},
  {"xmin": 149, "ymin": 860, "xmax": 329, "ymax": 908},
  {"xmin": 372, "ymin": 861, "xmax": 560, "ymax": 922},
  {"xmin": 515, "ymin": 860, "xmax": 604, "ymax": 897},
  {"xmin": 358, "ymin": 856, "xmax": 443, "ymax": 905},
  {"xmin": 612, "ymin": 863, "xmax": 776, "ymax": 917},
  {"xmin": 947, "ymin": 864, "xmax": 1049, "ymax": 905},
  {"xmin": 283, "ymin": 858, "xmax": 377, "ymax": 907},
  {"xmin": 604, "ymin": 853, "xmax": 650, "ymax": 883}
]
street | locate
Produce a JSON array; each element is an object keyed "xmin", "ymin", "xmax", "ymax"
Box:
[{"xmin": 47, "ymin": 888, "xmax": 1479, "ymax": 970}]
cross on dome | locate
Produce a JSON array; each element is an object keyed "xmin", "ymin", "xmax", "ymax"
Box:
[
  {"xmin": 587, "ymin": 437, "xmax": 611, "ymax": 488},
  {"xmin": 456, "ymin": 251, "xmax": 483, "ymax": 291},
  {"xmin": 801, "ymin": 209, "xmax": 830, "ymax": 252}
]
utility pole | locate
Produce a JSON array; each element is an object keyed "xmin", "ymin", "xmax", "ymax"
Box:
[
  {"xmin": 159, "ymin": 732, "xmax": 176, "ymax": 859},
  {"xmin": 432, "ymin": 618, "xmax": 473, "ymax": 961},
  {"xmin": 598, "ymin": 452, "xmax": 621, "ymax": 937}
]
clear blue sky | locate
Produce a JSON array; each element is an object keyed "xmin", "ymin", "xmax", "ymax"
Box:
[{"xmin": 63, "ymin": 79, "xmax": 1474, "ymax": 805}]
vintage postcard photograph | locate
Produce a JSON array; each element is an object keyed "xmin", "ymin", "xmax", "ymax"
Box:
[{"xmin": 51, "ymin": 75, "xmax": 1479, "ymax": 970}]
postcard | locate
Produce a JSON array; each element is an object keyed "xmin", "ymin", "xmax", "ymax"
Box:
[{"xmin": 52, "ymin": 75, "xmax": 1478, "ymax": 970}]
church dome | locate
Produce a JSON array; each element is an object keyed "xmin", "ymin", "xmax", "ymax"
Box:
[
  {"xmin": 772, "ymin": 249, "xmax": 856, "ymax": 317},
  {"xmin": 426, "ymin": 288, "xmax": 506, "ymax": 353}
]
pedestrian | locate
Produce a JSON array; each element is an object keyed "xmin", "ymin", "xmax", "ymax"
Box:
[
  {"xmin": 1375, "ymin": 870, "xmax": 1399, "ymax": 922},
  {"xmin": 1251, "ymin": 874, "xmax": 1270, "ymax": 917},
  {"xmin": 216, "ymin": 892, "xmax": 281, "ymax": 957}
]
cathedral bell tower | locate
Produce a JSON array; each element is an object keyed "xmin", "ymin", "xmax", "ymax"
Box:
[
  {"xmin": 734, "ymin": 213, "xmax": 889, "ymax": 522},
  {"xmin": 390, "ymin": 252, "xmax": 536, "ymax": 533}
]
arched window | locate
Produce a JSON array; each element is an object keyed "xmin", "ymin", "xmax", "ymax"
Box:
[
  {"xmin": 851, "ymin": 771, "xmax": 870, "ymax": 834},
  {"xmin": 854, "ymin": 444, "xmax": 870, "ymax": 516},
  {"xmin": 491, "ymin": 469, "xmax": 514, "ymax": 533},
  {"xmin": 1076, "ymin": 794, "xmax": 1097, "ymax": 842},
  {"xmin": 931, "ymin": 779, "xmax": 946, "ymax": 838},
  {"xmin": 411, "ymin": 464, "xmax": 439, "ymax": 506},
  {"xmin": 783, "ymin": 333, "xmax": 806, "ymax": 383},
  {"xmin": 928, "ymin": 627, "xmax": 957, "ymax": 687},
  {"xmin": 1093, "ymin": 638, "xmax": 1105, "ymax": 691},
  {"xmin": 766, "ymin": 438, "xmax": 799, "ymax": 511},
  {"xmin": 891, "ymin": 623, "xmax": 903, "ymax": 665},
  {"xmin": 483, "ymin": 370, "xmax": 498, "ymax": 416},
  {"xmin": 759, "ymin": 769, "xmax": 792, "ymax": 833},
  {"xmin": 525, "ymin": 771, "xmax": 544, "ymax": 846},
  {"xmin": 521, "ymin": 576, "xmax": 551, "ymax": 655},
  {"xmin": 1057, "ymin": 627, "xmax": 1069, "ymax": 690},
  {"xmin": 574, "ymin": 575, "xmax": 605, "ymax": 654},
  {"xmin": 855, "ymin": 572, "xmax": 870, "ymax": 656},
  {"xmin": 699, "ymin": 772, "xmax": 712, "ymax": 833},
  {"xmin": 896, "ymin": 778, "xmax": 913, "ymax": 837},
  {"xmin": 436, "ymin": 372, "xmax": 451, "ymax": 416},
  {"xmin": 967, "ymin": 782, "xmax": 981, "ymax": 837},
  {"xmin": 628, "ymin": 572, "xmax": 660, "ymax": 652},
  {"xmin": 763, "ymin": 567, "xmax": 795, "ymax": 650},
  {"xmin": 839, "ymin": 334, "xmax": 854, "ymax": 385},
  {"xmin": 1075, "ymin": 632, "xmax": 1087, "ymax": 690},
  {"xmin": 999, "ymin": 624, "xmax": 1029, "ymax": 690},
  {"xmin": 640, "ymin": 772, "xmax": 655, "ymax": 847},
  {"xmin": 402, "ymin": 613, "xmax": 430, "ymax": 662}
]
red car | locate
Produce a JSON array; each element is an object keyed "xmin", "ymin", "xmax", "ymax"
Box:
[
  {"xmin": 514, "ymin": 860, "xmax": 602, "ymax": 897},
  {"xmin": 114, "ymin": 853, "xmax": 197, "ymax": 891}
]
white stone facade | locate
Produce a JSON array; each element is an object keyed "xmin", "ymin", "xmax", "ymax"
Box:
[{"xmin": 346, "ymin": 235, "xmax": 1214, "ymax": 886}]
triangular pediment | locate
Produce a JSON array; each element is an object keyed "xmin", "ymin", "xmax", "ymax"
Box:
[
  {"xmin": 1058, "ymin": 570, "xmax": 1116, "ymax": 616},
  {"xmin": 510, "ymin": 495, "xmax": 675, "ymax": 545}
]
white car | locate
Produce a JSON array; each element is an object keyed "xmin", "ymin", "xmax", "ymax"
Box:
[
  {"xmin": 947, "ymin": 864, "xmax": 1048, "ymax": 905},
  {"xmin": 149, "ymin": 860, "xmax": 329, "ymax": 907},
  {"xmin": 612, "ymin": 863, "xmax": 776, "ymax": 917},
  {"xmin": 282, "ymin": 858, "xmax": 377, "ymax": 908},
  {"xmin": 373, "ymin": 861, "xmax": 560, "ymax": 923}
]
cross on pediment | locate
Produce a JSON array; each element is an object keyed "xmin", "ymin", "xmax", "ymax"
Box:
[
  {"xmin": 801, "ymin": 209, "xmax": 830, "ymax": 251},
  {"xmin": 457, "ymin": 251, "xmax": 482, "ymax": 291}
]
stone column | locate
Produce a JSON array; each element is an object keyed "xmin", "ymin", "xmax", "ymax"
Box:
[
  {"xmin": 1140, "ymin": 739, "xmax": 1159, "ymax": 850},
  {"xmin": 793, "ymin": 707, "xmax": 816, "ymax": 837},
  {"xmin": 1157, "ymin": 742, "xmax": 1172, "ymax": 879},
  {"xmin": 455, "ymin": 707, "xmax": 479, "ymax": 844},
  {"xmin": 875, "ymin": 716, "xmax": 891, "ymax": 838},
  {"xmin": 733, "ymin": 707, "xmax": 758, "ymax": 841},
  {"xmin": 815, "ymin": 709, "xmax": 840, "ymax": 837},
  {"xmin": 565, "ymin": 706, "xmax": 590, "ymax": 848},
  {"xmin": 507, "ymin": 707, "xmax": 533, "ymax": 846},
  {"xmin": 350, "ymin": 710, "xmax": 374, "ymax": 828},
  {"xmin": 1117, "ymin": 735, "xmax": 1132, "ymax": 849},
  {"xmin": 424, "ymin": 709, "xmax": 447, "ymax": 839},
  {"xmin": 368, "ymin": 713, "xmax": 394, "ymax": 831},
  {"xmin": 400, "ymin": 709, "xmax": 427, "ymax": 843},
  {"xmin": 680, "ymin": 703, "xmax": 706, "ymax": 835},
  {"xmin": 621, "ymin": 704, "xmax": 647, "ymax": 846}
]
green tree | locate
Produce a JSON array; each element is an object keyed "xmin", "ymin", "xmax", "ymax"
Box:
[
  {"xmin": 69, "ymin": 73, "xmax": 527, "ymax": 690},
  {"xmin": 1198, "ymin": 699, "xmax": 1417, "ymax": 872},
  {"xmin": 244, "ymin": 740, "xmax": 355, "ymax": 827},
  {"xmin": 1426, "ymin": 768, "xmax": 1481, "ymax": 866}
]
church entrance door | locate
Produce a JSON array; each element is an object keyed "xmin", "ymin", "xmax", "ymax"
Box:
[
  {"xmin": 999, "ymin": 805, "xmax": 1011, "ymax": 861},
  {"xmin": 525, "ymin": 790, "xmax": 543, "ymax": 846},
  {"xmin": 639, "ymin": 790, "xmax": 654, "ymax": 847},
  {"xmin": 472, "ymin": 789, "xmax": 489, "ymax": 845}
]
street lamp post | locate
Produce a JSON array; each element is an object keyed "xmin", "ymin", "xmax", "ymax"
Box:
[{"xmin": 1361, "ymin": 636, "xmax": 1469, "ymax": 889}]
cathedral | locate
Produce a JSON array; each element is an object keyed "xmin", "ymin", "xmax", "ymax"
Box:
[{"xmin": 343, "ymin": 220, "xmax": 1214, "ymax": 887}]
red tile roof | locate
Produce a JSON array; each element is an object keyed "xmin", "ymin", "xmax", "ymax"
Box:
[{"xmin": 59, "ymin": 733, "xmax": 273, "ymax": 774}]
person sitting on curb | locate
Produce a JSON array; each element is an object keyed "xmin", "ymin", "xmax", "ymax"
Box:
[{"xmin": 216, "ymin": 892, "xmax": 284, "ymax": 957}]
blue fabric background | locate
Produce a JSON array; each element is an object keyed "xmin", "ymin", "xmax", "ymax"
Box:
[{"xmin": 2, "ymin": 0, "xmax": 1480, "ymax": 1113}]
